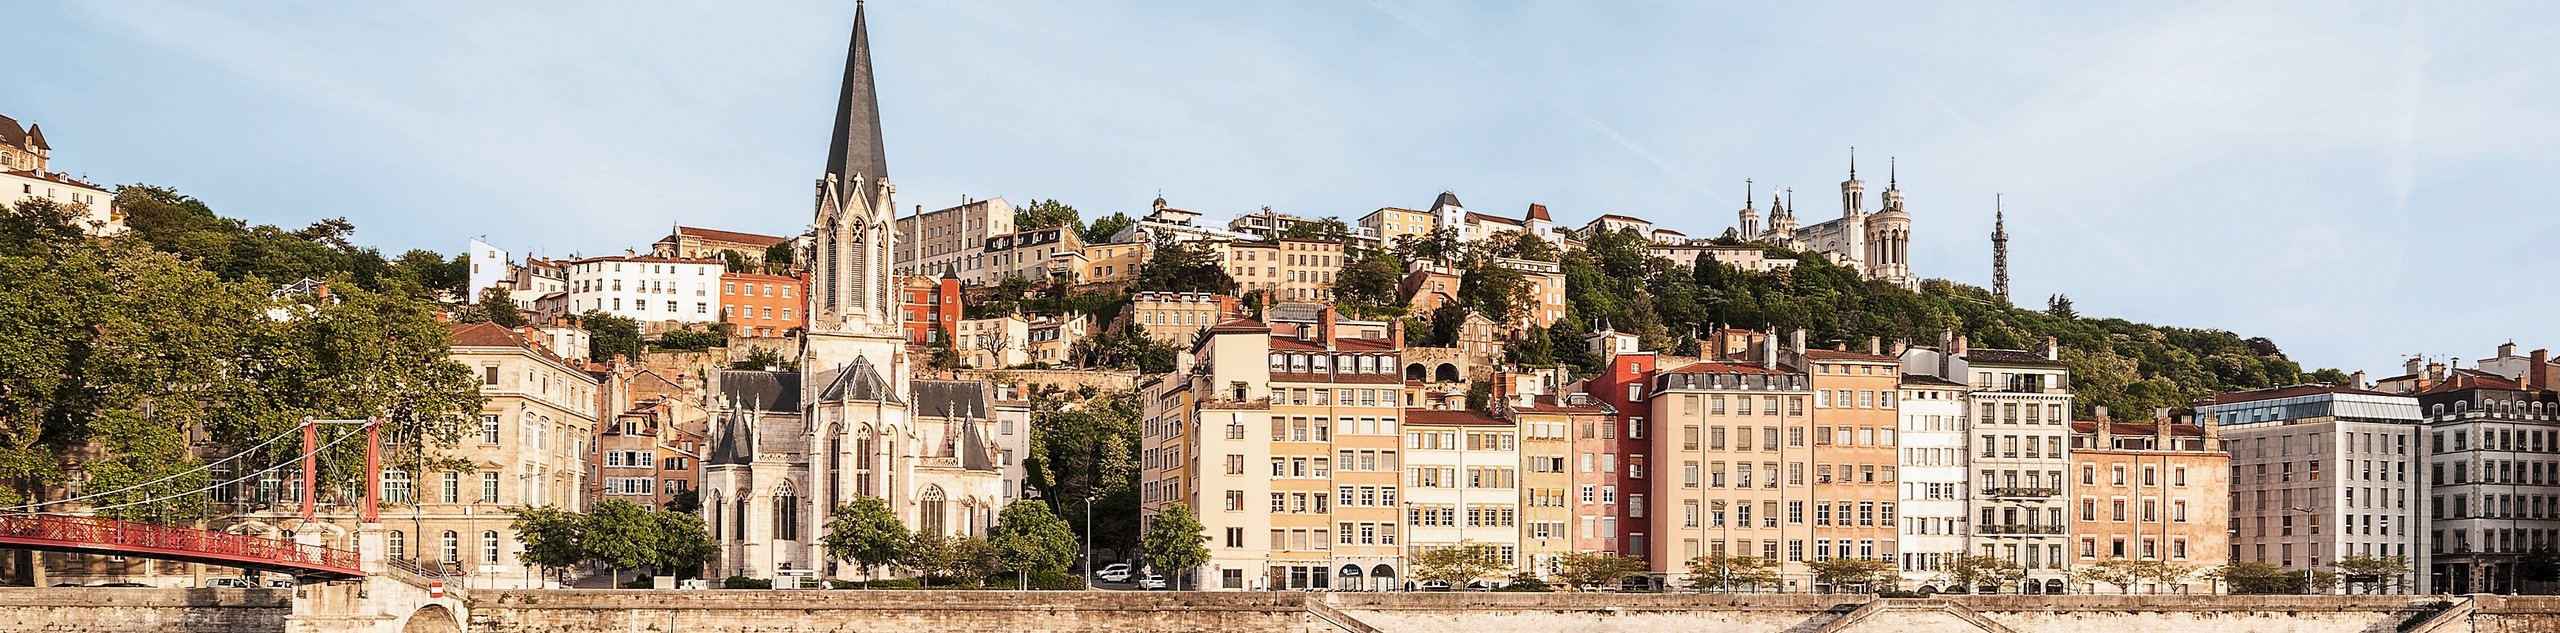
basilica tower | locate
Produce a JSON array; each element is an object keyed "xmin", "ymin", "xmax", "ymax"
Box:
[
  {"xmin": 1867, "ymin": 158, "xmax": 1913, "ymax": 286},
  {"xmin": 1737, "ymin": 179, "xmax": 1760, "ymax": 239},
  {"xmin": 1838, "ymin": 149, "xmax": 1868, "ymax": 270}
]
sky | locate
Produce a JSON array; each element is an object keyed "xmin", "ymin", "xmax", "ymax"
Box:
[{"xmin": 9, "ymin": 1, "xmax": 2558, "ymax": 378}]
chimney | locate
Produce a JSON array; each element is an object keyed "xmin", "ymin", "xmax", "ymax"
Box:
[
  {"xmin": 1890, "ymin": 339, "xmax": 1908, "ymax": 356},
  {"xmin": 1790, "ymin": 328, "xmax": 1807, "ymax": 354},
  {"xmin": 2502, "ymin": 341, "xmax": 2519, "ymax": 359},
  {"xmin": 2428, "ymin": 361, "xmax": 2447, "ymax": 382},
  {"xmin": 1490, "ymin": 370, "xmax": 1510, "ymax": 412},
  {"xmin": 1761, "ymin": 331, "xmax": 1778, "ymax": 370},
  {"xmin": 2348, "ymin": 370, "xmax": 2367, "ymax": 390},
  {"xmin": 2533, "ymin": 349, "xmax": 2550, "ymax": 392},
  {"xmin": 2042, "ymin": 335, "xmax": 2060, "ymax": 361},
  {"xmin": 1389, "ymin": 315, "xmax": 1405, "ymax": 350},
  {"xmin": 1321, "ymin": 305, "xmax": 1339, "ymax": 350},
  {"xmin": 2094, "ymin": 405, "xmax": 2112, "ymax": 448},
  {"xmin": 1867, "ymin": 336, "xmax": 1882, "ymax": 356},
  {"xmin": 2405, "ymin": 357, "xmax": 2424, "ymax": 377},
  {"xmin": 2154, "ymin": 408, "xmax": 2173, "ymax": 448},
  {"xmin": 1952, "ymin": 335, "xmax": 1969, "ymax": 356}
]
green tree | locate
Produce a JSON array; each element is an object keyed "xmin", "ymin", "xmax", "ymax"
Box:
[
  {"xmin": 1081, "ymin": 211, "xmax": 1136, "ymax": 245},
  {"xmin": 905, "ymin": 531, "xmax": 958, "ymax": 587},
  {"xmin": 469, "ymin": 286, "xmax": 528, "ymax": 328},
  {"xmin": 655, "ymin": 328, "xmax": 727, "ymax": 351},
  {"xmin": 1553, "ymin": 551, "xmax": 1646, "ymax": 590},
  {"xmin": 1138, "ymin": 504, "xmax": 1210, "ymax": 590},
  {"xmin": 821, "ymin": 497, "xmax": 912, "ymax": 583},
  {"xmin": 1944, "ymin": 554, "xmax": 2025, "ymax": 593},
  {"xmin": 1483, "ymin": 228, "xmax": 1559, "ymax": 263},
  {"xmin": 951, "ymin": 535, "xmax": 1003, "ymax": 587},
  {"xmin": 762, "ymin": 241, "xmax": 797, "ymax": 274},
  {"xmin": 1391, "ymin": 227, "xmax": 1461, "ymax": 265},
  {"xmin": 2524, "ymin": 548, "xmax": 2560, "ymax": 584},
  {"xmin": 649, "ymin": 508, "xmax": 717, "ymax": 580},
  {"xmin": 1132, "ymin": 239, "xmax": 1237, "ymax": 295},
  {"xmin": 2206, "ymin": 560, "xmax": 2329, "ymax": 594},
  {"xmin": 2047, "ymin": 293, "xmax": 2078, "ymax": 319},
  {"xmin": 2071, "ymin": 557, "xmax": 2146, "ymax": 593},
  {"xmin": 582, "ymin": 311, "xmax": 644, "ymax": 362},
  {"xmin": 990, "ymin": 499, "xmax": 1079, "ymax": 590},
  {"xmin": 1015, "ymin": 199, "xmax": 1082, "ymax": 233},
  {"xmin": 1333, "ymin": 249, "xmax": 1406, "ymax": 314},
  {"xmin": 582, "ymin": 500, "xmax": 660, "ymax": 586},
  {"xmin": 1458, "ymin": 261, "xmax": 1529, "ymax": 325},
  {"xmin": 2328, "ymin": 555, "xmax": 2409, "ymax": 594},
  {"xmin": 1809, "ymin": 557, "xmax": 1896, "ymax": 593},
  {"xmin": 1413, "ymin": 541, "xmax": 1510, "ymax": 588},
  {"xmin": 1685, "ymin": 553, "xmax": 1781, "ymax": 592},
  {"xmin": 1278, "ymin": 217, "xmax": 1353, "ymax": 242},
  {"xmin": 512, "ymin": 505, "xmax": 586, "ymax": 581}
]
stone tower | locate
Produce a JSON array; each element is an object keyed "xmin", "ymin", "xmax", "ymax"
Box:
[
  {"xmin": 1867, "ymin": 158, "xmax": 1912, "ymax": 286},
  {"xmin": 1838, "ymin": 148, "xmax": 1869, "ymax": 271},
  {"xmin": 1737, "ymin": 178, "xmax": 1760, "ymax": 239},
  {"xmin": 1992, "ymin": 195, "xmax": 2010, "ymax": 302}
]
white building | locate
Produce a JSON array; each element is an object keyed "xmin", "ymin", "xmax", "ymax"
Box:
[
  {"xmin": 1, "ymin": 113, "xmax": 122, "ymax": 236},
  {"xmin": 1402, "ymin": 409, "xmax": 1525, "ymax": 580},
  {"xmin": 1896, "ymin": 373, "xmax": 1973, "ymax": 587},
  {"xmin": 2198, "ymin": 384, "xmax": 2426, "ymax": 594},
  {"xmin": 1902, "ymin": 335, "xmax": 2076, "ymax": 593},
  {"xmin": 563, "ymin": 255, "xmax": 725, "ymax": 325},
  {"xmin": 468, "ymin": 238, "xmax": 509, "ymax": 303}
]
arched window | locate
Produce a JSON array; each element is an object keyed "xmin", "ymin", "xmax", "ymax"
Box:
[
  {"xmin": 389, "ymin": 530, "xmax": 407, "ymax": 561},
  {"xmin": 481, "ymin": 531, "xmax": 500, "ymax": 564},
  {"xmin": 920, "ymin": 486, "xmax": 948, "ymax": 536},
  {"xmin": 773, "ymin": 487, "xmax": 800, "ymax": 541},
  {"xmin": 855, "ymin": 428, "xmax": 876, "ymax": 496},
  {"xmin": 440, "ymin": 530, "xmax": 459, "ymax": 563},
  {"xmin": 711, "ymin": 497, "xmax": 726, "ymax": 541},
  {"xmin": 734, "ymin": 496, "xmax": 751, "ymax": 538}
]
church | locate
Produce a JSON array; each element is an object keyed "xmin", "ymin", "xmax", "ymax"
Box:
[
  {"xmin": 701, "ymin": 4, "xmax": 1011, "ymax": 581},
  {"xmin": 1728, "ymin": 154, "xmax": 1917, "ymax": 288}
]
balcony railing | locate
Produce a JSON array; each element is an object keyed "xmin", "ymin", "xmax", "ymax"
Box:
[
  {"xmin": 1978, "ymin": 524, "xmax": 2065, "ymax": 535},
  {"xmin": 1984, "ymin": 487, "xmax": 2062, "ymax": 498}
]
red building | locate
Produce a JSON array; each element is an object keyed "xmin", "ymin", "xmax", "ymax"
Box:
[
  {"xmin": 1579, "ymin": 326, "xmax": 1657, "ymax": 564},
  {"xmin": 901, "ymin": 270, "xmax": 961, "ymax": 345}
]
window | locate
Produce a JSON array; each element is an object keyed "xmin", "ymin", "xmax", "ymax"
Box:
[
  {"xmin": 440, "ymin": 530, "xmax": 460, "ymax": 563},
  {"xmin": 480, "ymin": 415, "xmax": 501, "ymax": 444},
  {"xmin": 481, "ymin": 472, "xmax": 500, "ymax": 503},
  {"xmin": 481, "ymin": 530, "xmax": 500, "ymax": 563}
]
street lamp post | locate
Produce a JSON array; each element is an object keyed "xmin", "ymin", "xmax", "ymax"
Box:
[
  {"xmin": 2290, "ymin": 506, "xmax": 2316, "ymax": 595},
  {"xmin": 1083, "ymin": 495, "xmax": 1096, "ymax": 590}
]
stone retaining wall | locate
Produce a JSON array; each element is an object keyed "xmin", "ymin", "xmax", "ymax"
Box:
[{"xmin": 0, "ymin": 588, "xmax": 287, "ymax": 633}]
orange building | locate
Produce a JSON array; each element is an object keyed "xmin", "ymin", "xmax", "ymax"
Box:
[
  {"xmin": 720, "ymin": 271, "xmax": 806, "ymax": 337},
  {"xmin": 2068, "ymin": 412, "xmax": 2230, "ymax": 593},
  {"xmin": 902, "ymin": 271, "xmax": 961, "ymax": 345},
  {"xmin": 1800, "ymin": 340, "xmax": 1904, "ymax": 592}
]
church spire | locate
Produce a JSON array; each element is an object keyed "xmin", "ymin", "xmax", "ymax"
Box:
[
  {"xmin": 824, "ymin": 1, "xmax": 890, "ymax": 188},
  {"xmin": 1849, "ymin": 146, "xmax": 1857, "ymax": 180},
  {"xmin": 1992, "ymin": 195, "xmax": 2010, "ymax": 302}
]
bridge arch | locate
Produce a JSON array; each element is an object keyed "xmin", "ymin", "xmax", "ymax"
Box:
[{"xmin": 400, "ymin": 603, "xmax": 461, "ymax": 633}]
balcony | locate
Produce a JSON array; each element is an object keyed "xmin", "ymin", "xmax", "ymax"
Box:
[
  {"xmin": 1978, "ymin": 524, "xmax": 2065, "ymax": 536},
  {"xmin": 1983, "ymin": 486, "xmax": 2062, "ymax": 499}
]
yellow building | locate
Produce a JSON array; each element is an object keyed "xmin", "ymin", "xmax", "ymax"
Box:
[
  {"xmin": 2069, "ymin": 414, "xmax": 2230, "ymax": 593},
  {"xmin": 1359, "ymin": 207, "xmax": 1434, "ymax": 246},
  {"xmin": 1081, "ymin": 241, "xmax": 1149, "ymax": 284}
]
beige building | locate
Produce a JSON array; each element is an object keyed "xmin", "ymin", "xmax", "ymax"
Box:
[
  {"xmin": 1082, "ymin": 241, "xmax": 1149, "ymax": 284},
  {"xmin": 1140, "ymin": 308, "xmax": 1407, "ymax": 590},
  {"xmin": 1494, "ymin": 257, "xmax": 1567, "ymax": 330},
  {"xmin": 895, "ymin": 197, "xmax": 1015, "ymax": 284},
  {"xmin": 2068, "ymin": 414, "xmax": 2230, "ymax": 594},
  {"xmin": 1651, "ymin": 243, "xmax": 1798, "ymax": 274},
  {"xmin": 957, "ymin": 314, "xmax": 1030, "ymax": 369},
  {"xmin": 1494, "ymin": 370, "xmax": 1611, "ymax": 580},
  {"xmin": 1273, "ymin": 238, "xmax": 1344, "ymax": 303},
  {"xmin": 983, "ymin": 225, "xmax": 1083, "ymax": 284},
  {"xmin": 1650, "ymin": 354, "xmax": 1815, "ymax": 589},
  {"xmin": 1026, "ymin": 313, "xmax": 1090, "ymax": 366},
  {"xmin": 652, "ymin": 226, "xmax": 794, "ymax": 266},
  {"xmin": 406, "ymin": 322, "xmax": 601, "ymax": 588},
  {"xmin": 1358, "ymin": 207, "xmax": 1434, "ymax": 247},
  {"xmin": 1130, "ymin": 291, "xmax": 1241, "ymax": 348}
]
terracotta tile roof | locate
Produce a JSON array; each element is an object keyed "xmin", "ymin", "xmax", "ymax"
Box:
[
  {"xmin": 1404, "ymin": 409, "xmax": 1509, "ymax": 426},
  {"xmin": 675, "ymin": 226, "xmax": 791, "ymax": 247},
  {"xmin": 4, "ymin": 169, "xmax": 108, "ymax": 192},
  {"xmin": 1512, "ymin": 394, "xmax": 1609, "ymax": 413},
  {"xmin": 570, "ymin": 254, "xmax": 722, "ymax": 265},
  {"xmin": 2204, "ymin": 383, "xmax": 2398, "ymax": 405},
  {"xmin": 2415, "ymin": 370, "xmax": 2524, "ymax": 396},
  {"xmin": 1466, "ymin": 212, "xmax": 1522, "ymax": 227},
  {"xmin": 1204, "ymin": 318, "xmax": 1271, "ymax": 335},
  {"xmin": 1964, "ymin": 348, "xmax": 2065, "ymax": 368},
  {"xmin": 447, "ymin": 322, "xmax": 574, "ymax": 368},
  {"xmin": 1525, "ymin": 203, "xmax": 1551, "ymax": 221}
]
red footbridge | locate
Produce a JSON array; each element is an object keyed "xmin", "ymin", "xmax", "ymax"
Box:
[{"xmin": 0, "ymin": 513, "xmax": 363, "ymax": 580}]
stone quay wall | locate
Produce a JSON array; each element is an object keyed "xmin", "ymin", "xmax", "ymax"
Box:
[{"xmin": 0, "ymin": 587, "xmax": 288, "ymax": 633}]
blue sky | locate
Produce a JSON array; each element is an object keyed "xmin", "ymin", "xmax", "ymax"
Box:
[{"xmin": 9, "ymin": 1, "xmax": 2558, "ymax": 377}]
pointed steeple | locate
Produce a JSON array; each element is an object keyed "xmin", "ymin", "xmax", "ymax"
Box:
[
  {"xmin": 1992, "ymin": 194, "xmax": 2010, "ymax": 302},
  {"xmin": 1888, "ymin": 157, "xmax": 1897, "ymax": 190},
  {"xmin": 1849, "ymin": 146, "xmax": 1857, "ymax": 180},
  {"xmin": 825, "ymin": 1, "xmax": 890, "ymax": 188}
]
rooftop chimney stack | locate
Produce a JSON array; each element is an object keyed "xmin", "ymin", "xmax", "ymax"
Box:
[
  {"xmin": 2533, "ymin": 349, "xmax": 2550, "ymax": 392},
  {"xmin": 1790, "ymin": 328, "xmax": 1807, "ymax": 355},
  {"xmin": 1321, "ymin": 305, "xmax": 1339, "ymax": 350},
  {"xmin": 1867, "ymin": 336, "xmax": 1882, "ymax": 355},
  {"xmin": 2348, "ymin": 370, "xmax": 2366, "ymax": 390},
  {"xmin": 1762, "ymin": 330, "xmax": 1778, "ymax": 370},
  {"xmin": 2042, "ymin": 335, "xmax": 2060, "ymax": 361},
  {"xmin": 2405, "ymin": 357, "xmax": 2424, "ymax": 377},
  {"xmin": 2094, "ymin": 405, "xmax": 2113, "ymax": 448},
  {"xmin": 1953, "ymin": 335, "xmax": 1969, "ymax": 356}
]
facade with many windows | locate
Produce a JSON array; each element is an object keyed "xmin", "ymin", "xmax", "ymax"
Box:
[
  {"xmin": 2067, "ymin": 414, "xmax": 2230, "ymax": 593},
  {"xmin": 566, "ymin": 256, "xmax": 724, "ymax": 325},
  {"xmin": 2198, "ymin": 384, "xmax": 2426, "ymax": 594}
]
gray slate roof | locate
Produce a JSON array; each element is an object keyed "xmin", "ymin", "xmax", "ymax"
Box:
[
  {"xmin": 912, "ymin": 380, "xmax": 988, "ymax": 419},
  {"xmin": 721, "ymin": 370, "xmax": 802, "ymax": 412},
  {"xmin": 814, "ymin": 355, "xmax": 900, "ymax": 404}
]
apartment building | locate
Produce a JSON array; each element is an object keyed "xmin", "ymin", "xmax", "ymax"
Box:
[
  {"xmin": 597, "ymin": 398, "xmax": 705, "ymax": 511},
  {"xmin": 1493, "ymin": 257, "xmax": 1567, "ymax": 330},
  {"xmin": 1493, "ymin": 370, "xmax": 1609, "ymax": 580},
  {"xmin": 1138, "ymin": 308, "xmax": 1406, "ymax": 591},
  {"xmin": 1273, "ymin": 238, "xmax": 1345, "ymax": 303},
  {"xmin": 1, "ymin": 113, "xmax": 121, "ymax": 236},
  {"xmin": 721, "ymin": 271, "xmax": 805, "ymax": 337},
  {"xmin": 1896, "ymin": 373, "xmax": 1973, "ymax": 589},
  {"xmin": 424, "ymin": 323, "xmax": 601, "ymax": 587},
  {"xmin": 1081, "ymin": 241, "xmax": 1149, "ymax": 284},
  {"xmin": 2196, "ymin": 384, "xmax": 2426, "ymax": 594},
  {"xmin": 982, "ymin": 225, "xmax": 1082, "ymax": 284},
  {"xmin": 565, "ymin": 255, "xmax": 724, "ymax": 325},
  {"xmin": 1109, "ymin": 197, "xmax": 1257, "ymax": 245},
  {"xmin": 1358, "ymin": 207, "xmax": 1434, "ymax": 247},
  {"xmin": 1130, "ymin": 291, "xmax": 1241, "ymax": 348},
  {"xmin": 2066, "ymin": 412, "xmax": 2229, "ymax": 593},
  {"xmin": 1228, "ymin": 208, "xmax": 1313, "ymax": 240},
  {"xmin": 894, "ymin": 197, "xmax": 1015, "ymax": 284},
  {"xmin": 1404, "ymin": 408, "xmax": 1523, "ymax": 587},
  {"xmin": 1803, "ymin": 342, "xmax": 1905, "ymax": 592},
  {"xmin": 1025, "ymin": 314, "xmax": 1090, "ymax": 366},
  {"xmin": 1650, "ymin": 349, "xmax": 1811, "ymax": 589},
  {"xmin": 899, "ymin": 272, "xmax": 960, "ymax": 345},
  {"xmin": 955, "ymin": 314, "xmax": 1029, "ymax": 369},
  {"xmin": 2410, "ymin": 358, "xmax": 2553, "ymax": 595},
  {"xmin": 1959, "ymin": 341, "xmax": 2076, "ymax": 593},
  {"xmin": 1583, "ymin": 329, "xmax": 1662, "ymax": 566}
]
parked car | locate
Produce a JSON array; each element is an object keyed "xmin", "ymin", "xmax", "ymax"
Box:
[
  {"xmin": 209, "ymin": 578, "xmax": 250, "ymax": 589},
  {"xmin": 1097, "ymin": 563, "xmax": 1132, "ymax": 583},
  {"xmin": 1417, "ymin": 580, "xmax": 1451, "ymax": 592},
  {"xmin": 1137, "ymin": 574, "xmax": 1168, "ymax": 590}
]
